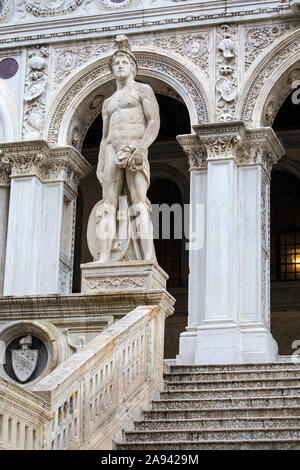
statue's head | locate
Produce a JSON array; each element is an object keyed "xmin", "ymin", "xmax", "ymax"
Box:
[{"xmin": 109, "ymin": 35, "xmax": 138, "ymax": 78}]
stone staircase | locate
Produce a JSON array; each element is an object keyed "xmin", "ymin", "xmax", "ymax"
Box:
[{"xmin": 115, "ymin": 363, "xmax": 300, "ymax": 450}]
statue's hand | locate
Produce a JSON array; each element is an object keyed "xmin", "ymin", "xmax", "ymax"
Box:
[{"xmin": 130, "ymin": 145, "xmax": 147, "ymax": 170}]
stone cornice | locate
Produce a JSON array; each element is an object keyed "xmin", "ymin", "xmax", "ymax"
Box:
[
  {"xmin": 0, "ymin": 141, "xmax": 91, "ymax": 193},
  {"xmin": 176, "ymin": 133, "xmax": 207, "ymax": 171},
  {"xmin": 0, "ymin": 1, "xmax": 292, "ymax": 48}
]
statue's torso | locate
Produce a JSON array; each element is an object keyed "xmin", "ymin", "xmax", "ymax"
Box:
[{"xmin": 106, "ymin": 84, "xmax": 146, "ymax": 150}]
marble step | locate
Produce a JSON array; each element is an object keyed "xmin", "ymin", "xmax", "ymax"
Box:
[
  {"xmin": 142, "ymin": 406, "xmax": 300, "ymax": 420},
  {"xmin": 165, "ymin": 377, "xmax": 300, "ymax": 390},
  {"xmin": 159, "ymin": 386, "xmax": 300, "ymax": 400},
  {"xmin": 151, "ymin": 395, "xmax": 300, "ymax": 410},
  {"xmin": 169, "ymin": 363, "xmax": 300, "ymax": 374},
  {"xmin": 124, "ymin": 428, "xmax": 300, "ymax": 443},
  {"xmin": 134, "ymin": 417, "xmax": 300, "ymax": 431},
  {"xmin": 116, "ymin": 439, "xmax": 300, "ymax": 450},
  {"xmin": 164, "ymin": 369, "xmax": 300, "ymax": 382}
]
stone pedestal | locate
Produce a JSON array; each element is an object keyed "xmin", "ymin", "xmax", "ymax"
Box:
[
  {"xmin": 81, "ymin": 260, "xmax": 168, "ymax": 295},
  {"xmin": 176, "ymin": 123, "xmax": 284, "ymax": 365},
  {"xmin": 1, "ymin": 141, "xmax": 91, "ymax": 296}
]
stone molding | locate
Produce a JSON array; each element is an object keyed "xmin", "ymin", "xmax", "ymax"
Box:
[
  {"xmin": 176, "ymin": 133, "xmax": 207, "ymax": 171},
  {"xmin": 0, "ymin": 141, "xmax": 91, "ymax": 193}
]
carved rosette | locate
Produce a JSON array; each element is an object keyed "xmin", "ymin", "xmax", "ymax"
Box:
[
  {"xmin": 22, "ymin": 46, "xmax": 49, "ymax": 141},
  {"xmin": 216, "ymin": 24, "xmax": 238, "ymax": 122},
  {"xmin": 177, "ymin": 134, "xmax": 207, "ymax": 171}
]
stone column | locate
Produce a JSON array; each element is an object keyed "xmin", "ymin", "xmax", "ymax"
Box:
[
  {"xmin": 1, "ymin": 142, "xmax": 91, "ymax": 296},
  {"xmin": 0, "ymin": 161, "xmax": 10, "ymax": 295},
  {"xmin": 193, "ymin": 122, "xmax": 245, "ymax": 364},
  {"xmin": 176, "ymin": 122, "xmax": 284, "ymax": 365},
  {"xmin": 176, "ymin": 134, "xmax": 207, "ymax": 365},
  {"xmin": 237, "ymin": 128, "xmax": 284, "ymax": 362}
]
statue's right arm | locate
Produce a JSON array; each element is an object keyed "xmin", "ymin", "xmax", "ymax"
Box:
[{"xmin": 97, "ymin": 100, "xmax": 109, "ymax": 184}]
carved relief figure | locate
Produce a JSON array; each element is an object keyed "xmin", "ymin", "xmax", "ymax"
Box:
[{"xmin": 95, "ymin": 35, "xmax": 160, "ymax": 263}]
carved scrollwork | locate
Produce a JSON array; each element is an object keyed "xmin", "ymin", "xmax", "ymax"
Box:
[
  {"xmin": 20, "ymin": 0, "xmax": 86, "ymax": 17},
  {"xmin": 177, "ymin": 134, "xmax": 207, "ymax": 170}
]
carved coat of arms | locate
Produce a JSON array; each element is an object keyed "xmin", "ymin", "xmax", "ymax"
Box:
[{"xmin": 11, "ymin": 335, "xmax": 38, "ymax": 383}]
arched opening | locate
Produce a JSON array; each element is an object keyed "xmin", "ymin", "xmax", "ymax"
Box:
[
  {"xmin": 72, "ymin": 88, "xmax": 191, "ymax": 357},
  {"xmin": 271, "ymin": 89, "xmax": 300, "ymax": 355}
]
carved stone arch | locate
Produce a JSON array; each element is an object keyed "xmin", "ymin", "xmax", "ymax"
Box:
[
  {"xmin": 237, "ymin": 28, "xmax": 300, "ymax": 128},
  {"xmin": 45, "ymin": 50, "xmax": 211, "ymax": 147}
]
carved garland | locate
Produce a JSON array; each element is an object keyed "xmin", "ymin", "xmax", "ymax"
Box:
[
  {"xmin": 47, "ymin": 55, "xmax": 209, "ymax": 145},
  {"xmin": 240, "ymin": 32, "xmax": 300, "ymax": 124},
  {"xmin": 22, "ymin": 0, "xmax": 84, "ymax": 17}
]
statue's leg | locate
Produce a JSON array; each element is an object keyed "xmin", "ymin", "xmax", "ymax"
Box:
[
  {"xmin": 98, "ymin": 146, "xmax": 123, "ymax": 263},
  {"xmin": 126, "ymin": 170, "xmax": 154, "ymax": 262}
]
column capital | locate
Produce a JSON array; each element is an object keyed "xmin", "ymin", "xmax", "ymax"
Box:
[
  {"xmin": 193, "ymin": 121, "xmax": 247, "ymax": 163},
  {"xmin": 239, "ymin": 127, "xmax": 285, "ymax": 177},
  {"xmin": 176, "ymin": 134, "xmax": 207, "ymax": 171},
  {"xmin": 0, "ymin": 141, "xmax": 91, "ymax": 194}
]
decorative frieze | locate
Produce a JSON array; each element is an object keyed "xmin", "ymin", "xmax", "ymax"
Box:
[
  {"xmin": 22, "ymin": 46, "xmax": 49, "ymax": 141},
  {"xmin": 216, "ymin": 24, "xmax": 238, "ymax": 122}
]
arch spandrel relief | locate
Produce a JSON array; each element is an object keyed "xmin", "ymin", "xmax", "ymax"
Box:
[{"xmin": 238, "ymin": 28, "xmax": 300, "ymax": 127}]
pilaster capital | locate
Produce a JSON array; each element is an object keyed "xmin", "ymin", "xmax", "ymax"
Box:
[
  {"xmin": 239, "ymin": 128, "xmax": 285, "ymax": 177},
  {"xmin": 193, "ymin": 121, "xmax": 247, "ymax": 163},
  {"xmin": 176, "ymin": 134, "xmax": 207, "ymax": 171},
  {"xmin": 0, "ymin": 153, "xmax": 11, "ymax": 187},
  {"xmin": 0, "ymin": 141, "xmax": 91, "ymax": 194}
]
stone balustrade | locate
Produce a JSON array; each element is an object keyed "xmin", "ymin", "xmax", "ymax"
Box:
[
  {"xmin": 29, "ymin": 304, "xmax": 168, "ymax": 450},
  {"xmin": 0, "ymin": 377, "xmax": 51, "ymax": 449}
]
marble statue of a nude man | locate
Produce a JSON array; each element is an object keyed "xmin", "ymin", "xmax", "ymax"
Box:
[{"xmin": 96, "ymin": 36, "xmax": 160, "ymax": 263}]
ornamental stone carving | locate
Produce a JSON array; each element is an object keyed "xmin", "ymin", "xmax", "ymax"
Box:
[
  {"xmin": 216, "ymin": 24, "xmax": 237, "ymax": 122},
  {"xmin": 23, "ymin": 46, "xmax": 49, "ymax": 141},
  {"xmin": 54, "ymin": 32, "xmax": 210, "ymax": 85},
  {"xmin": 245, "ymin": 23, "xmax": 293, "ymax": 70},
  {"xmin": 194, "ymin": 122, "xmax": 246, "ymax": 162},
  {"xmin": 0, "ymin": 0, "xmax": 12, "ymax": 23},
  {"xmin": 240, "ymin": 31, "xmax": 300, "ymax": 124},
  {"xmin": 0, "ymin": 142, "xmax": 91, "ymax": 194},
  {"xmin": 18, "ymin": 0, "xmax": 87, "ymax": 17},
  {"xmin": 176, "ymin": 134, "xmax": 207, "ymax": 171}
]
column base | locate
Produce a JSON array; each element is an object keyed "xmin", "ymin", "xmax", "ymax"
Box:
[
  {"xmin": 240, "ymin": 324, "xmax": 278, "ymax": 363},
  {"xmin": 176, "ymin": 327, "xmax": 198, "ymax": 365},
  {"xmin": 176, "ymin": 321, "xmax": 278, "ymax": 365}
]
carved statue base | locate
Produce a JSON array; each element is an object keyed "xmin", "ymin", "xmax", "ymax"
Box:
[{"xmin": 80, "ymin": 260, "xmax": 168, "ymax": 295}]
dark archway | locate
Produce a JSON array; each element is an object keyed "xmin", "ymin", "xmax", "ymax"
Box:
[{"xmin": 271, "ymin": 90, "xmax": 300, "ymax": 355}]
